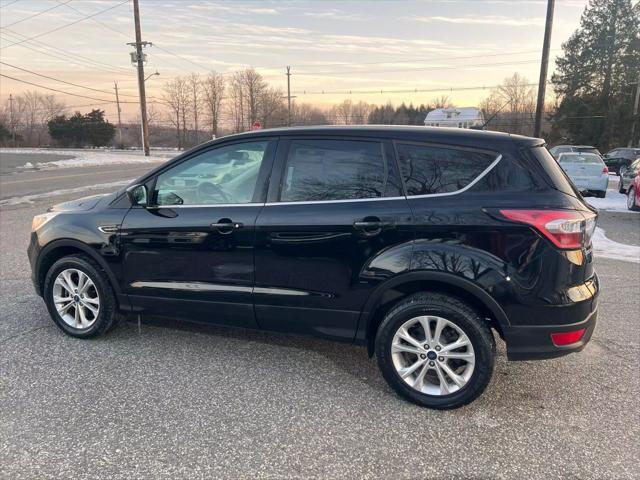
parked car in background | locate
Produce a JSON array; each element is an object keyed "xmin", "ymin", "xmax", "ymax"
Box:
[
  {"xmin": 626, "ymin": 174, "xmax": 640, "ymax": 211},
  {"xmin": 28, "ymin": 126, "xmax": 600, "ymax": 409},
  {"xmin": 549, "ymin": 145, "xmax": 602, "ymax": 159},
  {"xmin": 618, "ymin": 158, "xmax": 640, "ymax": 194},
  {"xmin": 557, "ymin": 152, "xmax": 609, "ymax": 197},
  {"xmin": 604, "ymin": 147, "xmax": 640, "ymax": 176}
]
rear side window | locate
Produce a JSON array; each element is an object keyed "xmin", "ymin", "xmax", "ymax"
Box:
[
  {"xmin": 280, "ymin": 139, "xmax": 387, "ymax": 202},
  {"xmin": 527, "ymin": 146, "xmax": 579, "ymax": 197},
  {"xmin": 395, "ymin": 143, "xmax": 496, "ymax": 195}
]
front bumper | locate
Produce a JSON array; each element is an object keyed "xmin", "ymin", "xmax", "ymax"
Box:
[
  {"xmin": 28, "ymin": 231, "xmax": 42, "ymax": 296},
  {"xmin": 503, "ymin": 306, "xmax": 598, "ymax": 361}
]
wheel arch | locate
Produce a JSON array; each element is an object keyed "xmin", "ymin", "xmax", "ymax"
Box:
[
  {"xmin": 36, "ymin": 239, "xmax": 122, "ymax": 297},
  {"xmin": 358, "ymin": 271, "xmax": 510, "ymax": 357}
]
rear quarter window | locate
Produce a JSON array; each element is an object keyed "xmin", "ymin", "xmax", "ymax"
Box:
[
  {"xmin": 526, "ymin": 146, "xmax": 580, "ymax": 197},
  {"xmin": 395, "ymin": 143, "xmax": 496, "ymax": 195}
]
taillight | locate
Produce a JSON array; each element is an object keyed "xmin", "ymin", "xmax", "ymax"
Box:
[
  {"xmin": 551, "ymin": 329, "xmax": 586, "ymax": 346},
  {"xmin": 602, "ymin": 166, "xmax": 609, "ymax": 174},
  {"xmin": 500, "ymin": 209, "xmax": 597, "ymax": 250}
]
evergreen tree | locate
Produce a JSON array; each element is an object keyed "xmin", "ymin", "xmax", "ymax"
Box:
[
  {"xmin": 551, "ymin": 0, "xmax": 640, "ymax": 149},
  {"xmin": 48, "ymin": 109, "xmax": 115, "ymax": 147}
]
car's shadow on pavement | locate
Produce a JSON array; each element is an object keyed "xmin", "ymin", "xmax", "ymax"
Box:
[{"xmin": 120, "ymin": 314, "xmax": 390, "ymax": 393}]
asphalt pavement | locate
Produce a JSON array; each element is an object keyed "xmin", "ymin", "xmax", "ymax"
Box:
[{"xmin": 0, "ymin": 156, "xmax": 638, "ymax": 479}]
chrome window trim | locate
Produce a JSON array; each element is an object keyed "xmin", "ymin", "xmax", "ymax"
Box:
[
  {"xmin": 403, "ymin": 153, "xmax": 502, "ymax": 199},
  {"xmin": 265, "ymin": 196, "xmax": 406, "ymax": 206},
  {"xmin": 145, "ymin": 202, "xmax": 264, "ymax": 209}
]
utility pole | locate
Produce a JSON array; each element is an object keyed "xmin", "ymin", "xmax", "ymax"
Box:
[
  {"xmin": 130, "ymin": 0, "xmax": 150, "ymax": 156},
  {"xmin": 534, "ymin": 0, "xmax": 555, "ymax": 138},
  {"xmin": 286, "ymin": 66, "xmax": 292, "ymax": 126},
  {"xmin": 114, "ymin": 81, "xmax": 123, "ymax": 146},
  {"xmin": 630, "ymin": 72, "xmax": 640, "ymax": 147},
  {"xmin": 9, "ymin": 93, "xmax": 16, "ymax": 146}
]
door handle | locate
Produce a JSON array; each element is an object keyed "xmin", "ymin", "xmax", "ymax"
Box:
[
  {"xmin": 353, "ymin": 221, "xmax": 384, "ymax": 230},
  {"xmin": 211, "ymin": 219, "xmax": 243, "ymax": 234},
  {"xmin": 353, "ymin": 217, "xmax": 386, "ymax": 237}
]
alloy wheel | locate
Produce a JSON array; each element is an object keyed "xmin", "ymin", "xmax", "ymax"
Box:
[
  {"xmin": 391, "ymin": 315, "xmax": 475, "ymax": 396},
  {"xmin": 52, "ymin": 268, "xmax": 100, "ymax": 330}
]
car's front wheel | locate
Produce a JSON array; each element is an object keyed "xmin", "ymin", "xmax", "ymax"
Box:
[
  {"xmin": 628, "ymin": 187, "xmax": 639, "ymax": 211},
  {"xmin": 375, "ymin": 292, "xmax": 495, "ymax": 409},
  {"xmin": 43, "ymin": 255, "xmax": 119, "ymax": 338}
]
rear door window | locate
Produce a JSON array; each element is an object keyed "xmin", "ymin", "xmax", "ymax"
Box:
[
  {"xmin": 280, "ymin": 139, "xmax": 388, "ymax": 202},
  {"xmin": 395, "ymin": 143, "xmax": 496, "ymax": 196}
]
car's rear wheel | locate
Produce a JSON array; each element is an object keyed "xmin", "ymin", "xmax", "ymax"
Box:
[
  {"xmin": 43, "ymin": 255, "xmax": 119, "ymax": 338},
  {"xmin": 628, "ymin": 187, "xmax": 639, "ymax": 211},
  {"xmin": 619, "ymin": 178, "xmax": 626, "ymax": 194},
  {"xmin": 375, "ymin": 292, "xmax": 495, "ymax": 409}
]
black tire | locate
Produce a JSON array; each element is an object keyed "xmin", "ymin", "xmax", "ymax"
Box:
[
  {"xmin": 375, "ymin": 292, "xmax": 495, "ymax": 409},
  {"xmin": 619, "ymin": 179, "xmax": 626, "ymax": 194},
  {"xmin": 595, "ymin": 190, "xmax": 606, "ymax": 198},
  {"xmin": 628, "ymin": 187, "xmax": 640, "ymax": 212},
  {"xmin": 43, "ymin": 254, "xmax": 119, "ymax": 338}
]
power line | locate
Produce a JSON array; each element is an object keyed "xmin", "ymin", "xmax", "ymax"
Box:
[
  {"xmin": 0, "ymin": 0, "xmax": 129, "ymax": 49},
  {"xmin": 1, "ymin": 0, "xmax": 73, "ymax": 28},
  {"xmin": 294, "ymin": 59, "xmax": 542, "ymax": 76},
  {"xmin": 293, "ymin": 81, "xmax": 550, "ymax": 96},
  {"xmin": 0, "ymin": 28, "xmax": 132, "ymax": 74},
  {"xmin": 0, "ymin": 73, "xmax": 138, "ymax": 103},
  {"xmin": 0, "ymin": 61, "xmax": 139, "ymax": 97},
  {"xmin": 57, "ymin": 0, "xmax": 131, "ymax": 38},
  {"xmin": 0, "ymin": 0, "xmax": 21, "ymax": 9},
  {"xmin": 291, "ymin": 49, "xmax": 560, "ymax": 71}
]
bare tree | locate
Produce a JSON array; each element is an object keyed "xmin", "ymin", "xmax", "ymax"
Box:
[
  {"xmin": 202, "ymin": 72, "xmax": 225, "ymax": 138},
  {"xmin": 162, "ymin": 77, "xmax": 189, "ymax": 149},
  {"xmin": 187, "ymin": 73, "xmax": 202, "ymax": 144},
  {"xmin": 332, "ymin": 100, "xmax": 354, "ymax": 125},
  {"xmin": 228, "ymin": 71, "xmax": 245, "ymax": 132},
  {"xmin": 432, "ymin": 95, "xmax": 453, "ymax": 109},
  {"xmin": 481, "ymin": 73, "xmax": 536, "ymax": 134},
  {"xmin": 260, "ymin": 87, "xmax": 286, "ymax": 128},
  {"xmin": 291, "ymin": 102, "xmax": 329, "ymax": 126}
]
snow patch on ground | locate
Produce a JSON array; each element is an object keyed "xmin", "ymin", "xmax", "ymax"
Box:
[
  {"xmin": 0, "ymin": 180, "xmax": 132, "ymax": 207},
  {"xmin": 592, "ymin": 227, "xmax": 640, "ymax": 263},
  {"xmin": 587, "ymin": 191, "xmax": 634, "ymax": 213},
  {"xmin": 1, "ymin": 148, "xmax": 175, "ymax": 170}
]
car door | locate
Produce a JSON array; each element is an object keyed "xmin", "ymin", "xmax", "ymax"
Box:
[
  {"xmin": 253, "ymin": 136, "xmax": 414, "ymax": 342},
  {"xmin": 120, "ymin": 139, "xmax": 276, "ymax": 328}
]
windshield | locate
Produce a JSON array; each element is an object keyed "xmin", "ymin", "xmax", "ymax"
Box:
[
  {"xmin": 576, "ymin": 147, "xmax": 601, "ymax": 156},
  {"xmin": 558, "ymin": 153, "xmax": 604, "ymax": 165}
]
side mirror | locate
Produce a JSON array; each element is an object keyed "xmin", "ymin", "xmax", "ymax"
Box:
[{"xmin": 126, "ymin": 184, "xmax": 148, "ymax": 207}]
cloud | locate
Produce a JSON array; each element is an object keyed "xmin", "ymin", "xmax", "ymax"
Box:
[
  {"xmin": 411, "ymin": 15, "xmax": 544, "ymax": 26},
  {"xmin": 303, "ymin": 9, "xmax": 370, "ymax": 21}
]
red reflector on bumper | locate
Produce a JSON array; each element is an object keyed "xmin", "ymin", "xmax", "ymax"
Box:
[{"xmin": 551, "ymin": 329, "xmax": 586, "ymax": 346}]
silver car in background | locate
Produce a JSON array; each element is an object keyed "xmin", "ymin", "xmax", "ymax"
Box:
[{"xmin": 557, "ymin": 152, "xmax": 609, "ymax": 198}]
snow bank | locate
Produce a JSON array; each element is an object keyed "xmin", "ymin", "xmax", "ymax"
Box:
[
  {"xmin": 592, "ymin": 227, "xmax": 640, "ymax": 264},
  {"xmin": 0, "ymin": 180, "xmax": 132, "ymax": 207},
  {"xmin": 587, "ymin": 191, "xmax": 634, "ymax": 213},
  {"xmin": 0, "ymin": 148, "xmax": 175, "ymax": 170}
]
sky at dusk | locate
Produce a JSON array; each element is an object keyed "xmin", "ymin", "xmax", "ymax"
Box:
[{"xmin": 0, "ymin": 0, "xmax": 592, "ymax": 122}]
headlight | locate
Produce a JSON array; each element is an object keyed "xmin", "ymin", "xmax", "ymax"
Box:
[{"xmin": 31, "ymin": 212, "xmax": 60, "ymax": 232}]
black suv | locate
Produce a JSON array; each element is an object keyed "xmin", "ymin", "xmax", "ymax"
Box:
[{"xmin": 28, "ymin": 126, "xmax": 599, "ymax": 409}]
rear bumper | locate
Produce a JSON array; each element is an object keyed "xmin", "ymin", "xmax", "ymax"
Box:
[{"xmin": 504, "ymin": 305, "xmax": 598, "ymax": 361}]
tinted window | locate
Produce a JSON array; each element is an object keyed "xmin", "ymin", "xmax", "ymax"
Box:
[
  {"xmin": 281, "ymin": 140, "xmax": 386, "ymax": 202},
  {"xmin": 527, "ymin": 146, "xmax": 579, "ymax": 197},
  {"xmin": 558, "ymin": 153, "xmax": 604, "ymax": 165},
  {"xmin": 154, "ymin": 141, "xmax": 268, "ymax": 205},
  {"xmin": 396, "ymin": 143, "xmax": 496, "ymax": 195}
]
